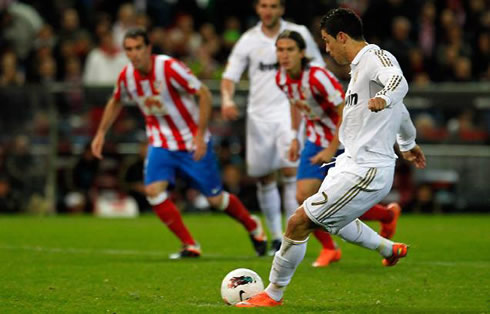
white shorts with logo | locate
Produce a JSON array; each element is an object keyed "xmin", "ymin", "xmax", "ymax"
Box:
[
  {"xmin": 303, "ymin": 153, "xmax": 394, "ymax": 234},
  {"xmin": 246, "ymin": 116, "xmax": 299, "ymax": 177}
]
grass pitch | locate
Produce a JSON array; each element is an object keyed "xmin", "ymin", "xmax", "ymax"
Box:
[{"xmin": 0, "ymin": 213, "xmax": 488, "ymax": 313}]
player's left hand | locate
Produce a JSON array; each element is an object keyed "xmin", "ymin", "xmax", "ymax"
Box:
[
  {"xmin": 192, "ymin": 135, "xmax": 207, "ymax": 161},
  {"xmin": 368, "ymin": 97, "xmax": 387, "ymax": 112},
  {"xmin": 310, "ymin": 146, "xmax": 336, "ymax": 165},
  {"xmin": 401, "ymin": 144, "xmax": 426, "ymax": 169}
]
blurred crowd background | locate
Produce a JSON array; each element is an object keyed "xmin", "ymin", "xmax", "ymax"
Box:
[{"xmin": 0, "ymin": 0, "xmax": 489, "ymax": 215}]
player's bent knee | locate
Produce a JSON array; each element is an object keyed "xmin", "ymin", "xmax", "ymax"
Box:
[
  {"xmin": 285, "ymin": 207, "xmax": 312, "ymax": 240},
  {"xmin": 208, "ymin": 191, "xmax": 228, "ymax": 210},
  {"xmin": 296, "ymin": 190, "xmax": 308, "ymax": 204},
  {"xmin": 258, "ymin": 173, "xmax": 276, "ymax": 185}
]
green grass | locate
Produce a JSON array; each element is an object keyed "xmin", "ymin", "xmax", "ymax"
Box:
[{"xmin": 0, "ymin": 213, "xmax": 489, "ymax": 313}]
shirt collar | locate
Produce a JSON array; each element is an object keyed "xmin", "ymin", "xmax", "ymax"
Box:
[
  {"xmin": 351, "ymin": 43, "xmax": 379, "ymax": 66},
  {"xmin": 257, "ymin": 19, "xmax": 286, "ymax": 40}
]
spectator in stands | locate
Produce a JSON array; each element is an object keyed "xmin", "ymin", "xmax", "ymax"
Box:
[
  {"xmin": 150, "ymin": 27, "xmax": 172, "ymax": 55},
  {"xmin": 452, "ymin": 56, "xmax": 472, "ymax": 82},
  {"xmin": 36, "ymin": 56, "xmax": 56, "ymax": 83},
  {"xmin": 167, "ymin": 14, "xmax": 200, "ymax": 58},
  {"xmin": 383, "ymin": 16, "xmax": 414, "ymax": 80},
  {"xmin": 83, "ymin": 31, "xmax": 127, "ymax": 85},
  {"xmin": 1, "ymin": 1, "xmax": 43, "ymax": 61},
  {"xmin": 113, "ymin": 3, "xmax": 136, "ymax": 48},
  {"xmin": 198, "ymin": 23, "xmax": 221, "ymax": 59},
  {"xmin": 67, "ymin": 143, "xmax": 100, "ymax": 213},
  {"xmin": 473, "ymin": 31, "xmax": 489, "ymax": 80},
  {"xmin": 58, "ymin": 8, "xmax": 91, "ymax": 60},
  {"xmin": 0, "ymin": 50, "xmax": 24, "ymax": 86},
  {"xmin": 409, "ymin": 48, "xmax": 431, "ymax": 83},
  {"xmin": 0, "ymin": 174, "xmax": 22, "ymax": 213},
  {"xmin": 221, "ymin": 16, "xmax": 241, "ymax": 60},
  {"xmin": 418, "ymin": 1, "xmax": 436, "ymax": 59}
]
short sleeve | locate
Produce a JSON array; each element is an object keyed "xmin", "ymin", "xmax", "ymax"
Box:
[
  {"xmin": 222, "ymin": 35, "xmax": 250, "ymax": 82},
  {"xmin": 113, "ymin": 67, "xmax": 127, "ymax": 101},
  {"xmin": 167, "ymin": 59, "xmax": 202, "ymax": 94}
]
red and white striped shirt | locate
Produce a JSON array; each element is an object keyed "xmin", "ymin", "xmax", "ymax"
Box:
[
  {"xmin": 113, "ymin": 54, "xmax": 209, "ymax": 151},
  {"xmin": 275, "ymin": 65, "xmax": 344, "ymax": 148}
]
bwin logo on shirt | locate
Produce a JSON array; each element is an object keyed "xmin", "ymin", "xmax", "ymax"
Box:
[
  {"xmin": 345, "ymin": 93, "xmax": 358, "ymax": 107},
  {"xmin": 258, "ymin": 62, "xmax": 278, "ymax": 71}
]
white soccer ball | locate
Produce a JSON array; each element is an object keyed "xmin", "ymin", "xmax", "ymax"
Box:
[{"xmin": 220, "ymin": 268, "xmax": 264, "ymax": 305}]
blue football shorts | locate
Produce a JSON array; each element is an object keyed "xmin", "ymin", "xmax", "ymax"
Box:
[
  {"xmin": 297, "ymin": 140, "xmax": 344, "ymax": 181},
  {"xmin": 144, "ymin": 141, "xmax": 223, "ymax": 197}
]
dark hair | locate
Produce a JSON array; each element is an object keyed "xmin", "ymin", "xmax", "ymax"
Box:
[
  {"xmin": 276, "ymin": 30, "xmax": 311, "ymax": 67},
  {"xmin": 123, "ymin": 28, "xmax": 150, "ymax": 46},
  {"xmin": 254, "ymin": 0, "xmax": 285, "ymax": 7},
  {"xmin": 320, "ymin": 8, "xmax": 364, "ymax": 41}
]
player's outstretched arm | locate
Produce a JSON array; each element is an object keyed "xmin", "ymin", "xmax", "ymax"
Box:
[
  {"xmin": 193, "ymin": 84, "xmax": 212, "ymax": 161},
  {"xmin": 220, "ymin": 78, "xmax": 239, "ymax": 120},
  {"xmin": 401, "ymin": 145, "xmax": 426, "ymax": 169},
  {"xmin": 91, "ymin": 97, "xmax": 122, "ymax": 159}
]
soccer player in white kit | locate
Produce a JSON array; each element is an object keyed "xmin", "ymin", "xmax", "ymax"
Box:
[
  {"xmin": 236, "ymin": 8, "xmax": 426, "ymax": 307},
  {"xmin": 221, "ymin": 0, "xmax": 325, "ymax": 255}
]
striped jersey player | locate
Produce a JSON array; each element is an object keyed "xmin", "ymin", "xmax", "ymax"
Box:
[{"xmin": 91, "ymin": 28, "xmax": 267, "ymax": 259}]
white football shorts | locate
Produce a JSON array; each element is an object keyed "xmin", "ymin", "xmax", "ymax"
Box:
[
  {"xmin": 246, "ymin": 116, "xmax": 299, "ymax": 177},
  {"xmin": 303, "ymin": 153, "xmax": 394, "ymax": 234}
]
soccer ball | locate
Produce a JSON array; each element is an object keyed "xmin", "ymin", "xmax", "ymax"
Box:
[{"xmin": 220, "ymin": 268, "xmax": 264, "ymax": 305}]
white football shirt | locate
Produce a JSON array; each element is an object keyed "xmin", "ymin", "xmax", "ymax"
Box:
[
  {"xmin": 223, "ymin": 19, "xmax": 324, "ymax": 122},
  {"xmin": 341, "ymin": 44, "xmax": 416, "ymax": 167}
]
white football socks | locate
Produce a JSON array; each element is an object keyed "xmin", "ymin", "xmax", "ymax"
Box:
[
  {"xmin": 337, "ymin": 219, "xmax": 393, "ymax": 257},
  {"xmin": 257, "ymin": 182, "xmax": 283, "ymax": 240},
  {"xmin": 266, "ymin": 236, "xmax": 308, "ymax": 301},
  {"xmin": 282, "ymin": 176, "xmax": 299, "ymax": 219}
]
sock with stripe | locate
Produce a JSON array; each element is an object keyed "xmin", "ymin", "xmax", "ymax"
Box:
[
  {"xmin": 359, "ymin": 204, "xmax": 394, "ymax": 223},
  {"xmin": 337, "ymin": 219, "xmax": 393, "ymax": 257},
  {"xmin": 257, "ymin": 182, "xmax": 283, "ymax": 241},
  {"xmin": 266, "ymin": 236, "xmax": 308, "ymax": 301},
  {"xmin": 313, "ymin": 229, "xmax": 336, "ymax": 250},
  {"xmin": 149, "ymin": 195, "xmax": 196, "ymax": 246},
  {"xmin": 217, "ymin": 192, "xmax": 257, "ymax": 232}
]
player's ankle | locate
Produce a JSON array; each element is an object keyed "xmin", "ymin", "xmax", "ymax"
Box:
[{"xmin": 265, "ymin": 283, "xmax": 285, "ymax": 302}]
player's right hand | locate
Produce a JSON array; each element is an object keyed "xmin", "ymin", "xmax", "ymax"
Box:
[
  {"xmin": 91, "ymin": 132, "xmax": 105, "ymax": 160},
  {"xmin": 288, "ymin": 139, "xmax": 300, "ymax": 162},
  {"xmin": 221, "ymin": 102, "xmax": 239, "ymax": 120}
]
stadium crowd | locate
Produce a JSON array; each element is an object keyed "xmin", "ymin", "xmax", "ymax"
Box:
[{"xmin": 0, "ymin": 0, "xmax": 488, "ymax": 214}]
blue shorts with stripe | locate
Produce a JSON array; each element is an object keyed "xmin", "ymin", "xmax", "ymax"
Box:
[
  {"xmin": 297, "ymin": 140, "xmax": 344, "ymax": 181},
  {"xmin": 144, "ymin": 140, "xmax": 223, "ymax": 197}
]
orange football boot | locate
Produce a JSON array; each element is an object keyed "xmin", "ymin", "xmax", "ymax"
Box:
[
  {"xmin": 380, "ymin": 203, "xmax": 401, "ymax": 239},
  {"xmin": 312, "ymin": 248, "xmax": 342, "ymax": 267},
  {"xmin": 382, "ymin": 243, "xmax": 408, "ymax": 267},
  {"xmin": 235, "ymin": 292, "xmax": 283, "ymax": 307}
]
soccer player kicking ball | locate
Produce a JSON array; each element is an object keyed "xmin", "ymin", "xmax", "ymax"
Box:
[
  {"xmin": 275, "ymin": 30, "xmax": 403, "ymax": 268},
  {"xmin": 91, "ymin": 28, "xmax": 267, "ymax": 259},
  {"xmin": 236, "ymin": 8, "xmax": 426, "ymax": 307}
]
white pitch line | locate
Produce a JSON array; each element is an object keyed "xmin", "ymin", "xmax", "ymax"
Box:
[{"xmin": 0, "ymin": 245, "xmax": 488, "ymax": 268}]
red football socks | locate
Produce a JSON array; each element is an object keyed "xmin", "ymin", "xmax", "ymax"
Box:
[
  {"xmin": 153, "ymin": 199, "xmax": 196, "ymax": 246},
  {"xmin": 359, "ymin": 204, "xmax": 394, "ymax": 223},
  {"xmin": 224, "ymin": 194, "xmax": 257, "ymax": 232},
  {"xmin": 313, "ymin": 229, "xmax": 336, "ymax": 250}
]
